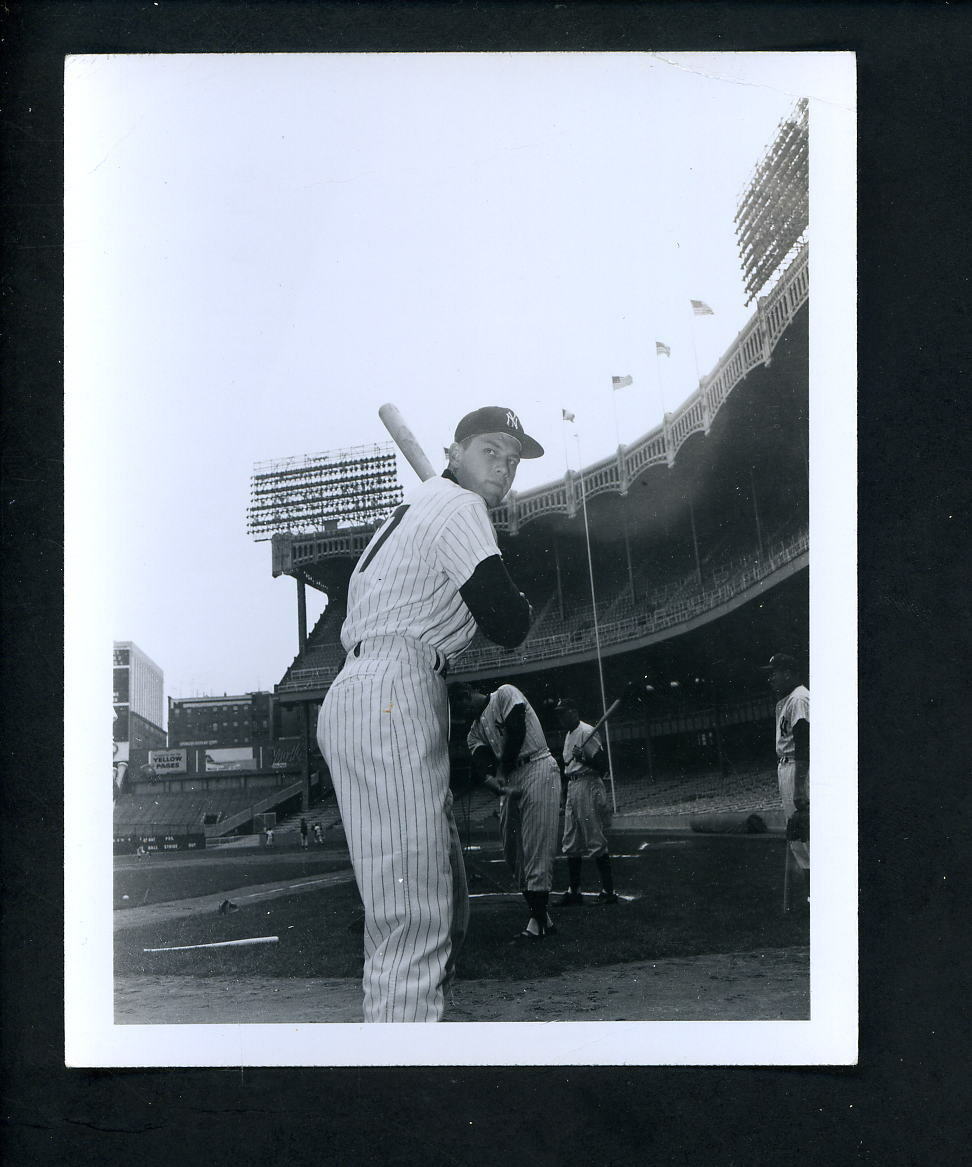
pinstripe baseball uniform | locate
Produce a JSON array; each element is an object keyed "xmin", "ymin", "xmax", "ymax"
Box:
[
  {"xmin": 466, "ymin": 684, "xmax": 560, "ymax": 893},
  {"xmin": 317, "ymin": 474, "xmax": 511, "ymax": 1022},
  {"xmin": 562, "ymin": 722, "xmax": 612, "ymax": 858},
  {"xmin": 776, "ymin": 684, "xmax": 810, "ymax": 870}
]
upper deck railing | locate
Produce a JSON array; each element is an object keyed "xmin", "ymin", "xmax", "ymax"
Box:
[
  {"xmin": 273, "ymin": 242, "xmax": 807, "ymax": 572},
  {"xmin": 490, "ymin": 242, "xmax": 808, "ymax": 534}
]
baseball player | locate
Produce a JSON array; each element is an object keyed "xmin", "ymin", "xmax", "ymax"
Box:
[
  {"xmin": 452, "ymin": 682, "xmax": 561, "ymax": 940},
  {"xmin": 555, "ymin": 698, "xmax": 618, "ymax": 905},
  {"xmin": 763, "ymin": 653, "xmax": 810, "ymax": 892},
  {"xmin": 317, "ymin": 406, "xmax": 543, "ymax": 1022}
]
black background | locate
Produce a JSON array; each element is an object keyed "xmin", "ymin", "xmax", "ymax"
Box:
[{"xmin": 1, "ymin": 3, "xmax": 966, "ymax": 1164}]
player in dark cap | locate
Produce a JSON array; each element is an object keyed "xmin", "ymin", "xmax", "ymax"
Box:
[
  {"xmin": 317, "ymin": 404, "xmax": 543, "ymax": 1021},
  {"xmin": 554, "ymin": 697, "xmax": 619, "ymax": 905}
]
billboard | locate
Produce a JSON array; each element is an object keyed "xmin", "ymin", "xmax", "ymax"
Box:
[
  {"xmin": 148, "ymin": 748, "xmax": 188, "ymax": 775},
  {"xmin": 205, "ymin": 747, "xmax": 254, "ymax": 772},
  {"xmin": 271, "ymin": 741, "xmax": 305, "ymax": 769}
]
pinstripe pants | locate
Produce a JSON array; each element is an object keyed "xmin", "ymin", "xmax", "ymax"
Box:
[
  {"xmin": 317, "ymin": 642, "xmax": 468, "ymax": 1022},
  {"xmin": 499, "ymin": 755, "xmax": 561, "ymax": 892},
  {"xmin": 778, "ymin": 758, "xmax": 810, "ymax": 871},
  {"xmin": 562, "ymin": 773, "xmax": 612, "ymax": 858}
]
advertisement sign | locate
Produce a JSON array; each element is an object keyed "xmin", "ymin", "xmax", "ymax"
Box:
[
  {"xmin": 205, "ymin": 747, "xmax": 254, "ymax": 772},
  {"xmin": 148, "ymin": 748, "xmax": 188, "ymax": 775},
  {"xmin": 271, "ymin": 742, "xmax": 305, "ymax": 769}
]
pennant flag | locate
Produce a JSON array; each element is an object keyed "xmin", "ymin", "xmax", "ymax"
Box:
[
  {"xmin": 561, "ymin": 408, "xmax": 575, "ymax": 422},
  {"xmin": 611, "ymin": 375, "xmax": 633, "ymax": 389},
  {"xmin": 655, "ymin": 341, "xmax": 671, "ymax": 357},
  {"xmin": 691, "ymin": 300, "xmax": 714, "ymax": 316}
]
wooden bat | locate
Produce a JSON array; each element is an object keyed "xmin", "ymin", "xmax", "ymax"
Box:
[
  {"xmin": 579, "ymin": 697, "xmax": 622, "ymax": 749},
  {"xmin": 379, "ymin": 402, "xmax": 437, "ymax": 482},
  {"xmin": 143, "ymin": 936, "xmax": 279, "ymax": 952}
]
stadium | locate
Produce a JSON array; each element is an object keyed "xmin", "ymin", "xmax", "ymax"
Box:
[{"xmin": 113, "ymin": 100, "xmax": 812, "ymax": 1025}]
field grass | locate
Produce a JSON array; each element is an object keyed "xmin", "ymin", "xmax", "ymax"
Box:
[
  {"xmin": 113, "ymin": 847, "xmax": 351, "ymax": 908},
  {"xmin": 114, "ymin": 832, "xmax": 809, "ymax": 983}
]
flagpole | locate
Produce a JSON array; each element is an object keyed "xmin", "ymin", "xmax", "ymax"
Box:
[
  {"xmin": 654, "ymin": 348, "xmax": 668, "ymax": 416},
  {"xmin": 688, "ymin": 312, "xmax": 703, "ymax": 386},
  {"xmin": 575, "ymin": 433, "xmax": 617, "ymax": 812}
]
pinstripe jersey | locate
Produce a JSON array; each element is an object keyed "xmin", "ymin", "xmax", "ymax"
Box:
[
  {"xmin": 563, "ymin": 721, "xmax": 603, "ymax": 775},
  {"xmin": 466, "ymin": 685, "xmax": 559, "ymax": 893},
  {"xmin": 341, "ymin": 475, "xmax": 501, "ymax": 661},
  {"xmin": 466, "ymin": 684, "xmax": 550, "ymax": 764}
]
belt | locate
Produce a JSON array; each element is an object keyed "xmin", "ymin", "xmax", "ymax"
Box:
[
  {"xmin": 350, "ymin": 635, "xmax": 449, "ymax": 676},
  {"xmin": 511, "ymin": 749, "xmax": 551, "ymax": 770}
]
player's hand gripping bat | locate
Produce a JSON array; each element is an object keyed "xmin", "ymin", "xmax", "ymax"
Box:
[
  {"xmin": 579, "ymin": 697, "xmax": 622, "ymax": 750},
  {"xmin": 379, "ymin": 403, "xmax": 436, "ymax": 482}
]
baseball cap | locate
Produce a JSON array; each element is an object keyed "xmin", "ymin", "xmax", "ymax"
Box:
[
  {"xmin": 454, "ymin": 407, "xmax": 544, "ymax": 459},
  {"xmin": 760, "ymin": 653, "xmax": 801, "ymax": 672},
  {"xmin": 554, "ymin": 697, "xmax": 577, "ymax": 711}
]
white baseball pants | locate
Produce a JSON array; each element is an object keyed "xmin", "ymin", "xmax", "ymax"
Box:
[{"xmin": 318, "ymin": 637, "xmax": 469, "ymax": 1022}]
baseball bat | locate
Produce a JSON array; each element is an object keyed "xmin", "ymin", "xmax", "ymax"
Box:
[
  {"xmin": 782, "ymin": 843, "xmax": 792, "ymax": 914},
  {"xmin": 143, "ymin": 936, "xmax": 279, "ymax": 952},
  {"xmin": 379, "ymin": 402, "xmax": 437, "ymax": 482},
  {"xmin": 579, "ymin": 698, "xmax": 622, "ymax": 749}
]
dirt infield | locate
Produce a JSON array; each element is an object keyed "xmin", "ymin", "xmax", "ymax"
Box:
[{"xmin": 115, "ymin": 946, "xmax": 809, "ymax": 1024}]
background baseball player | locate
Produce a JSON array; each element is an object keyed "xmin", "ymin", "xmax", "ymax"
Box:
[
  {"xmin": 317, "ymin": 406, "xmax": 543, "ymax": 1022},
  {"xmin": 762, "ymin": 653, "xmax": 810, "ymax": 902},
  {"xmin": 452, "ymin": 682, "xmax": 561, "ymax": 940},
  {"xmin": 555, "ymin": 697, "xmax": 619, "ymax": 905}
]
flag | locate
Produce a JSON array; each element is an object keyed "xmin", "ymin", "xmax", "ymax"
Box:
[
  {"xmin": 655, "ymin": 341, "xmax": 671, "ymax": 357},
  {"xmin": 561, "ymin": 408, "xmax": 575, "ymax": 422},
  {"xmin": 611, "ymin": 375, "xmax": 633, "ymax": 389},
  {"xmin": 691, "ymin": 300, "xmax": 714, "ymax": 316}
]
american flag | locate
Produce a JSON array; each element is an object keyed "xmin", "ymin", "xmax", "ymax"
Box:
[
  {"xmin": 691, "ymin": 299, "xmax": 714, "ymax": 316},
  {"xmin": 561, "ymin": 408, "xmax": 575, "ymax": 422},
  {"xmin": 655, "ymin": 341, "xmax": 671, "ymax": 357},
  {"xmin": 611, "ymin": 375, "xmax": 633, "ymax": 389}
]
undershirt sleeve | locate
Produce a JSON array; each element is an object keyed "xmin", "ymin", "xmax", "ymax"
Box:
[{"xmin": 459, "ymin": 556, "xmax": 532, "ymax": 648}]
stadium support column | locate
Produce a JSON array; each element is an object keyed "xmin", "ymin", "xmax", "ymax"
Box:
[
  {"xmin": 622, "ymin": 504, "xmax": 635, "ymax": 601},
  {"xmin": 688, "ymin": 498, "xmax": 703, "ymax": 587},
  {"xmin": 749, "ymin": 466, "xmax": 765, "ymax": 560},
  {"xmin": 553, "ymin": 535, "xmax": 565, "ymax": 619},
  {"xmin": 301, "ymin": 701, "xmax": 310, "ymax": 812},
  {"xmin": 297, "ymin": 577, "xmax": 307, "ymax": 652}
]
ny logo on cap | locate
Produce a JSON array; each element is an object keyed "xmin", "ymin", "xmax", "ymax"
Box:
[{"xmin": 506, "ymin": 410, "xmax": 521, "ymax": 431}]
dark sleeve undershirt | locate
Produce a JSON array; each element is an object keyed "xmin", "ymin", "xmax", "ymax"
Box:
[
  {"xmin": 793, "ymin": 718, "xmax": 810, "ymax": 765},
  {"xmin": 459, "ymin": 555, "xmax": 531, "ymax": 648},
  {"xmin": 501, "ymin": 704, "xmax": 527, "ymax": 766},
  {"xmin": 585, "ymin": 747, "xmax": 609, "ymax": 775},
  {"xmin": 470, "ymin": 745, "xmax": 496, "ymax": 782}
]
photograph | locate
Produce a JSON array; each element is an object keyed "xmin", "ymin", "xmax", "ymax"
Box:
[{"xmin": 63, "ymin": 49, "xmax": 857, "ymax": 1066}]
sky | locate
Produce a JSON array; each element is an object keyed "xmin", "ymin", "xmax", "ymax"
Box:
[{"xmin": 65, "ymin": 51, "xmax": 855, "ymax": 711}]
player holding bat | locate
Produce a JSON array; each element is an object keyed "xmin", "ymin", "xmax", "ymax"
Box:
[
  {"xmin": 316, "ymin": 405, "xmax": 544, "ymax": 1022},
  {"xmin": 554, "ymin": 697, "xmax": 620, "ymax": 905}
]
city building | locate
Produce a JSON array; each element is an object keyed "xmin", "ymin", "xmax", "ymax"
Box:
[{"xmin": 112, "ymin": 641, "xmax": 166, "ymax": 752}]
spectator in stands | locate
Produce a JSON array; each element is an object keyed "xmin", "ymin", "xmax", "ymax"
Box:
[
  {"xmin": 554, "ymin": 698, "xmax": 619, "ymax": 905},
  {"xmin": 762, "ymin": 652, "xmax": 809, "ymax": 907},
  {"xmin": 299, "ymin": 818, "xmax": 309, "ymax": 849}
]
